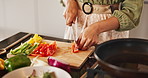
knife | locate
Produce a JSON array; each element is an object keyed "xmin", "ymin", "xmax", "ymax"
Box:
[{"xmin": 72, "ymin": 24, "xmax": 77, "ymax": 42}]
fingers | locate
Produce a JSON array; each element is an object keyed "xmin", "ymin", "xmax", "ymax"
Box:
[
  {"xmin": 80, "ymin": 39, "xmax": 97, "ymax": 50},
  {"xmin": 78, "ymin": 37, "xmax": 86, "ymax": 50},
  {"xmin": 73, "ymin": 18, "xmax": 76, "ymax": 24},
  {"xmin": 76, "ymin": 34, "xmax": 86, "ymax": 50},
  {"xmin": 87, "ymin": 40, "xmax": 97, "ymax": 48},
  {"xmin": 76, "ymin": 34, "xmax": 98, "ymax": 50},
  {"xmin": 63, "ymin": 9, "xmax": 77, "ymax": 26},
  {"xmin": 81, "ymin": 39, "xmax": 92, "ymax": 50},
  {"xmin": 76, "ymin": 34, "xmax": 82, "ymax": 45},
  {"xmin": 63, "ymin": 9, "xmax": 76, "ymax": 26},
  {"xmin": 76, "ymin": 34, "xmax": 91, "ymax": 50},
  {"xmin": 63, "ymin": 9, "xmax": 73, "ymax": 26},
  {"xmin": 66, "ymin": 17, "xmax": 73, "ymax": 26},
  {"xmin": 66, "ymin": 14, "xmax": 76, "ymax": 26},
  {"xmin": 63, "ymin": 14, "xmax": 66, "ymax": 19},
  {"xmin": 63, "ymin": 0, "xmax": 78, "ymax": 26}
]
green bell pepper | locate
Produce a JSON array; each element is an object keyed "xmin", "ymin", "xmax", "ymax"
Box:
[
  {"xmin": 25, "ymin": 43, "xmax": 39, "ymax": 55},
  {"xmin": 4, "ymin": 54, "xmax": 31, "ymax": 72},
  {"xmin": 10, "ymin": 43, "xmax": 31, "ymax": 55}
]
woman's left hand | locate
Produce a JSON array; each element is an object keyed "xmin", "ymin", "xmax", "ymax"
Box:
[
  {"xmin": 76, "ymin": 23, "xmax": 100, "ymax": 50},
  {"xmin": 76, "ymin": 17, "xmax": 120, "ymax": 50}
]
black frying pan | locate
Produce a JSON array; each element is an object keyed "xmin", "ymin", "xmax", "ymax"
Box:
[{"xmin": 94, "ymin": 38, "xmax": 148, "ymax": 78}]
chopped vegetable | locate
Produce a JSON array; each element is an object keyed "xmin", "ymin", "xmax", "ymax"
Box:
[
  {"xmin": 10, "ymin": 42, "xmax": 39, "ymax": 55},
  {"xmin": 27, "ymin": 38, "xmax": 35, "ymax": 44},
  {"xmin": 71, "ymin": 42, "xmax": 79, "ymax": 53},
  {"xmin": 0, "ymin": 58, "xmax": 5, "ymax": 70},
  {"xmin": 10, "ymin": 34, "xmax": 42, "ymax": 55},
  {"xmin": 25, "ymin": 43, "xmax": 39, "ymax": 55},
  {"xmin": 4, "ymin": 54, "xmax": 31, "ymax": 72},
  {"xmin": 30, "ymin": 41, "xmax": 57, "ymax": 57},
  {"xmin": 28, "ymin": 69, "xmax": 56, "ymax": 78},
  {"xmin": 27, "ymin": 34, "xmax": 43, "ymax": 44},
  {"xmin": 48, "ymin": 57, "xmax": 70, "ymax": 72},
  {"xmin": 43, "ymin": 72, "xmax": 56, "ymax": 78},
  {"xmin": 10, "ymin": 43, "xmax": 31, "ymax": 55}
]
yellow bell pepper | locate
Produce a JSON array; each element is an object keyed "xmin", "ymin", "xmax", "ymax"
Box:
[
  {"xmin": 0, "ymin": 58, "xmax": 5, "ymax": 70},
  {"xmin": 27, "ymin": 34, "xmax": 43, "ymax": 44},
  {"xmin": 33, "ymin": 34, "xmax": 42, "ymax": 43},
  {"xmin": 27, "ymin": 38, "xmax": 35, "ymax": 44}
]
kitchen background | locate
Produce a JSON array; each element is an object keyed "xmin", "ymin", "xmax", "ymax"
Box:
[{"xmin": 0, "ymin": 0, "xmax": 148, "ymax": 41}]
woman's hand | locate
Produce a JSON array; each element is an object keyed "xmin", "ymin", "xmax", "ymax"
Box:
[
  {"xmin": 63, "ymin": 0, "xmax": 79, "ymax": 26},
  {"xmin": 76, "ymin": 23, "xmax": 100, "ymax": 50},
  {"xmin": 76, "ymin": 17, "xmax": 120, "ymax": 50}
]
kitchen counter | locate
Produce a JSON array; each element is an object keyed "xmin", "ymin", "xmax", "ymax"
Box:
[{"xmin": 0, "ymin": 32, "xmax": 97, "ymax": 78}]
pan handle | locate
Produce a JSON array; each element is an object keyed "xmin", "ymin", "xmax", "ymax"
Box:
[
  {"xmin": 86, "ymin": 68, "xmax": 107, "ymax": 78},
  {"xmin": 84, "ymin": 61, "xmax": 106, "ymax": 78}
]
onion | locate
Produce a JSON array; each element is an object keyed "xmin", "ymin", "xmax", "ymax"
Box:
[{"xmin": 47, "ymin": 57, "xmax": 70, "ymax": 72}]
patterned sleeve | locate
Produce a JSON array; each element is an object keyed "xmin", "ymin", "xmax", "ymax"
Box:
[{"xmin": 112, "ymin": 0, "xmax": 144, "ymax": 31}]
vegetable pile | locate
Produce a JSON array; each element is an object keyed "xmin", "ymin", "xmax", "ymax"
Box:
[
  {"xmin": 30, "ymin": 41, "xmax": 57, "ymax": 57},
  {"xmin": 10, "ymin": 42, "xmax": 39, "ymax": 55},
  {"xmin": 1, "ymin": 34, "xmax": 82, "ymax": 74},
  {"xmin": 10, "ymin": 34, "xmax": 42, "ymax": 55},
  {"xmin": 10, "ymin": 34, "xmax": 57, "ymax": 57},
  {"xmin": 10, "ymin": 34, "xmax": 79, "ymax": 57}
]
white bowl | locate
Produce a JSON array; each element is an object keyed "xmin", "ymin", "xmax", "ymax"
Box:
[{"xmin": 2, "ymin": 66, "xmax": 72, "ymax": 78}]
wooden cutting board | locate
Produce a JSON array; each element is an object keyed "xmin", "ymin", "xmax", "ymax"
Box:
[{"xmin": 7, "ymin": 40, "xmax": 95, "ymax": 69}]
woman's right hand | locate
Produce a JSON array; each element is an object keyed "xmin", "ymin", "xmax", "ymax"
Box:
[{"xmin": 63, "ymin": 0, "xmax": 79, "ymax": 26}]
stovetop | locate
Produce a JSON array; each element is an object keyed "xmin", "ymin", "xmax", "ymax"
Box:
[
  {"xmin": 86, "ymin": 66, "xmax": 114, "ymax": 78},
  {"xmin": 79, "ymin": 56, "xmax": 115, "ymax": 78}
]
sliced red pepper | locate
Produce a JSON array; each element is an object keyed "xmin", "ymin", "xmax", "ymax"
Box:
[
  {"xmin": 71, "ymin": 42, "xmax": 79, "ymax": 53},
  {"xmin": 46, "ymin": 48, "xmax": 55, "ymax": 56},
  {"xmin": 46, "ymin": 41, "xmax": 57, "ymax": 56},
  {"xmin": 30, "ymin": 54, "xmax": 44, "ymax": 57},
  {"xmin": 39, "ymin": 44, "xmax": 46, "ymax": 52},
  {"xmin": 34, "ymin": 51, "xmax": 39, "ymax": 54},
  {"xmin": 30, "ymin": 41, "xmax": 57, "ymax": 57},
  {"xmin": 32, "ymin": 43, "xmax": 43, "ymax": 53}
]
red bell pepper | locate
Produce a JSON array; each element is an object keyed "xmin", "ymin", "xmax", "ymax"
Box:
[
  {"xmin": 71, "ymin": 42, "xmax": 79, "ymax": 53},
  {"xmin": 30, "ymin": 41, "xmax": 57, "ymax": 57}
]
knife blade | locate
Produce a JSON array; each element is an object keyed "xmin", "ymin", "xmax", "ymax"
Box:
[{"xmin": 72, "ymin": 24, "xmax": 77, "ymax": 42}]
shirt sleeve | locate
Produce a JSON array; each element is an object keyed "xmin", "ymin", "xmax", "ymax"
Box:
[{"xmin": 112, "ymin": 0, "xmax": 144, "ymax": 31}]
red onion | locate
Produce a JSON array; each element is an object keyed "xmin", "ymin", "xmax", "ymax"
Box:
[{"xmin": 47, "ymin": 57, "xmax": 70, "ymax": 72}]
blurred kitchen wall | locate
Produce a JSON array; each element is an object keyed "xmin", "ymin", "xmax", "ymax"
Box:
[
  {"xmin": 0, "ymin": 0, "xmax": 65, "ymax": 40},
  {"xmin": 0, "ymin": 0, "xmax": 148, "ymax": 41},
  {"xmin": 130, "ymin": 1, "xmax": 148, "ymax": 39}
]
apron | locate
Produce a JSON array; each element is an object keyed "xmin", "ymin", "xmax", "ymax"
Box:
[{"xmin": 64, "ymin": 1, "xmax": 129, "ymax": 44}]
